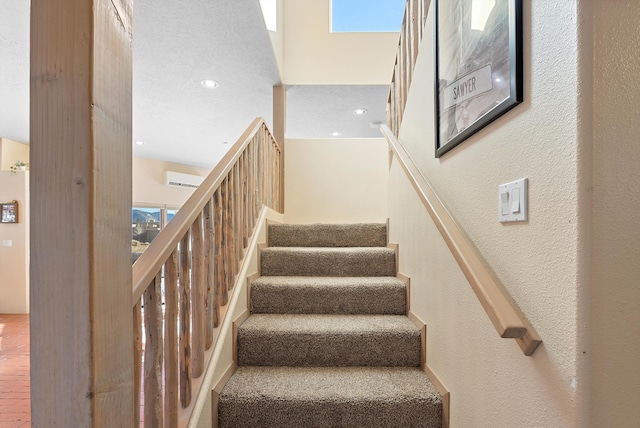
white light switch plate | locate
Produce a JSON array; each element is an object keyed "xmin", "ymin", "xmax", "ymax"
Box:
[
  {"xmin": 2, "ymin": 240, "xmax": 12, "ymax": 247},
  {"xmin": 499, "ymin": 178, "xmax": 528, "ymax": 223}
]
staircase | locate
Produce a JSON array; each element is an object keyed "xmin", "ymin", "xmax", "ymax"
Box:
[{"xmin": 218, "ymin": 223, "xmax": 443, "ymax": 427}]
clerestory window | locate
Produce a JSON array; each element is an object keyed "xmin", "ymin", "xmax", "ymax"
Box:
[{"xmin": 330, "ymin": 0, "xmax": 406, "ymax": 33}]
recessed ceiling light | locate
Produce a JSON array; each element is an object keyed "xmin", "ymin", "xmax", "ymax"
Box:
[
  {"xmin": 353, "ymin": 108, "xmax": 368, "ymax": 116},
  {"xmin": 135, "ymin": 141, "xmax": 145, "ymax": 146},
  {"xmin": 201, "ymin": 79, "xmax": 219, "ymax": 89},
  {"xmin": 331, "ymin": 131, "xmax": 342, "ymax": 137}
]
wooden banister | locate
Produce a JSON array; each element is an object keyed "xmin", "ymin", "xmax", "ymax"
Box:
[
  {"xmin": 132, "ymin": 118, "xmax": 280, "ymax": 302},
  {"xmin": 387, "ymin": 0, "xmax": 431, "ymax": 137},
  {"xmin": 131, "ymin": 117, "xmax": 282, "ymax": 426},
  {"xmin": 381, "ymin": 125, "xmax": 541, "ymax": 356}
]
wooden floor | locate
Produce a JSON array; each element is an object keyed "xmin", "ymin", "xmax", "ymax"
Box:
[{"xmin": 0, "ymin": 314, "xmax": 30, "ymax": 428}]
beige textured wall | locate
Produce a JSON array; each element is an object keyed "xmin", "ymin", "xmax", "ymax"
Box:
[
  {"xmin": 284, "ymin": 138, "xmax": 388, "ymax": 224},
  {"xmin": 132, "ymin": 157, "xmax": 210, "ymax": 208},
  {"xmin": 388, "ymin": 1, "xmax": 590, "ymax": 426},
  {"xmin": 282, "ymin": 0, "xmax": 398, "ymax": 84},
  {"xmin": 0, "ymin": 138, "xmax": 30, "ymax": 171},
  {"xmin": 0, "ymin": 171, "xmax": 29, "ymax": 313},
  {"xmin": 591, "ymin": 1, "xmax": 640, "ymax": 425}
]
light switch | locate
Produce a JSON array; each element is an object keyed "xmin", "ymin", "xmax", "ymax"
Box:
[
  {"xmin": 500, "ymin": 191, "xmax": 510, "ymax": 215},
  {"xmin": 498, "ymin": 178, "xmax": 528, "ymax": 223},
  {"xmin": 510, "ymin": 188, "xmax": 520, "ymax": 213},
  {"xmin": 2, "ymin": 240, "xmax": 12, "ymax": 247}
]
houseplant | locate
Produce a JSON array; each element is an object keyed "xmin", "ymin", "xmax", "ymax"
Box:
[{"xmin": 9, "ymin": 160, "xmax": 29, "ymax": 174}]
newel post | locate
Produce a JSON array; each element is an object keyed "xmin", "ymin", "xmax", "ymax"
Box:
[{"xmin": 30, "ymin": 0, "xmax": 135, "ymax": 425}]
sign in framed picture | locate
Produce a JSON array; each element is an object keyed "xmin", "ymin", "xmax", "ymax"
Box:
[{"xmin": 434, "ymin": 0, "xmax": 523, "ymax": 157}]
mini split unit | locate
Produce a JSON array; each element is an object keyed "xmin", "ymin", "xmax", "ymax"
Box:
[{"xmin": 164, "ymin": 171, "xmax": 205, "ymax": 189}]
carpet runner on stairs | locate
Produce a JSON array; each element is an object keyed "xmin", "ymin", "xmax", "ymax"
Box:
[{"xmin": 218, "ymin": 223, "xmax": 442, "ymax": 427}]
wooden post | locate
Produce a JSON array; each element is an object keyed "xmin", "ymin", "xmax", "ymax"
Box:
[
  {"xmin": 191, "ymin": 213, "xmax": 205, "ymax": 378},
  {"xmin": 242, "ymin": 151, "xmax": 249, "ymax": 248},
  {"xmin": 30, "ymin": 0, "xmax": 134, "ymax": 426},
  {"xmin": 133, "ymin": 303, "xmax": 143, "ymax": 426},
  {"xmin": 203, "ymin": 200, "xmax": 215, "ymax": 349},
  {"xmin": 164, "ymin": 250, "xmax": 179, "ymax": 426},
  {"xmin": 226, "ymin": 174, "xmax": 237, "ymax": 290},
  {"xmin": 273, "ymin": 85, "xmax": 286, "ymax": 213},
  {"xmin": 144, "ymin": 274, "xmax": 164, "ymax": 427},
  {"xmin": 179, "ymin": 231, "xmax": 192, "ymax": 408},
  {"xmin": 213, "ymin": 187, "xmax": 226, "ymax": 317}
]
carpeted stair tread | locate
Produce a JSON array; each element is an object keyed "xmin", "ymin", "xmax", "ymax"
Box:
[
  {"xmin": 220, "ymin": 222, "xmax": 442, "ymax": 426},
  {"xmin": 260, "ymin": 247, "xmax": 396, "ymax": 277},
  {"xmin": 218, "ymin": 366, "xmax": 442, "ymax": 428},
  {"xmin": 250, "ymin": 276, "xmax": 406, "ymax": 314},
  {"xmin": 237, "ymin": 314, "xmax": 421, "ymax": 367},
  {"xmin": 268, "ymin": 223, "xmax": 387, "ymax": 248}
]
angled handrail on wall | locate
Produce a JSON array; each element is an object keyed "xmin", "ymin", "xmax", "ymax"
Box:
[
  {"xmin": 131, "ymin": 118, "xmax": 282, "ymax": 426},
  {"xmin": 381, "ymin": 125, "xmax": 541, "ymax": 356}
]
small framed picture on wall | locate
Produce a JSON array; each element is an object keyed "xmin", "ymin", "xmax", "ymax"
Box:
[{"xmin": 1, "ymin": 201, "xmax": 18, "ymax": 223}]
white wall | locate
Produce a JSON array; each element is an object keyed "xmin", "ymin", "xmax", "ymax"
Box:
[
  {"xmin": 388, "ymin": 1, "xmax": 591, "ymax": 426},
  {"xmin": 591, "ymin": 1, "xmax": 640, "ymax": 425},
  {"xmin": 0, "ymin": 171, "xmax": 29, "ymax": 313},
  {"xmin": 132, "ymin": 157, "xmax": 210, "ymax": 208},
  {"xmin": 0, "ymin": 138, "xmax": 29, "ymax": 171},
  {"xmin": 266, "ymin": 0, "xmax": 285, "ymax": 80},
  {"xmin": 282, "ymin": 0, "xmax": 399, "ymax": 84},
  {"xmin": 284, "ymin": 138, "xmax": 388, "ymax": 224}
]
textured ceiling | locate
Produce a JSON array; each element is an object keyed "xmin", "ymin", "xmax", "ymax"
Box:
[
  {"xmin": 287, "ymin": 85, "xmax": 389, "ymax": 139},
  {"xmin": 132, "ymin": 0, "xmax": 281, "ymax": 168},
  {"xmin": 0, "ymin": 0, "xmax": 391, "ymax": 169}
]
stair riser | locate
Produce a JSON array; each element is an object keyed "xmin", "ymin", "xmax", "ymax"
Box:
[
  {"xmin": 237, "ymin": 331, "xmax": 421, "ymax": 367},
  {"xmin": 250, "ymin": 285, "xmax": 406, "ymax": 314},
  {"xmin": 260, "ymin": 248, "xmax": 396, "ymax": 277},
  {"xmin": 268, "ymin": 223, "xmax": 387, "ymax": 248}
]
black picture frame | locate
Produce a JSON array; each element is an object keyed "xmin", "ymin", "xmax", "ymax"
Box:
[
  {"xmin": 1, "ymin": 202, "xmax": 18, "ymax": 224},
  {"xmin": 434, "ymin": 0, "xmax": 523, "ymax": 157}
]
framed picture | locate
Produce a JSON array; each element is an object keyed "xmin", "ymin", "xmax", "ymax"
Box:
[
  {"xmin": 1, "ymin": 202, "xmax": 18, "ymax": 224},
  {"xmin": 434, "ymin": 0, "xmax": 523, "ymax": 157}
]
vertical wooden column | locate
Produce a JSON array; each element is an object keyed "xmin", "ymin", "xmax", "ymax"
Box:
[
  {"xmin": 191, "ymin": 213, "xmax": 205, "ymax": 377},
  {"xmin": 144, "ymin": 273, "xmax": 163, "ymax": 427},
  {"xmin": 164, "ymin": 250, "xmax": 179, "ymax": 426},
  {"xmin": 179, "ymin": 231, "xmax": 192, "ymax": 408},
  {"xmin": 30, "ymin": 0, "xmax": 134, "ymax": 426},
  {"xmin": 203, "ymin": 200, "xmax": 215, "ymax": 348},
  {"xmin": 273, "ymin": 84, "xmax": 286, "ymax": 213}
]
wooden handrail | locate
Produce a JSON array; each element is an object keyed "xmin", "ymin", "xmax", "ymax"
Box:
[
  {"xmin": 132, "ymin": 118, "xmax": 281, "ymax": 302},
  {"xmin": 131, "ymin": 117, "xmax": 282, "ymax": 426},
  {"xmin": 381, "ymin": 125, "xmax": 541, "ymax": 356}
]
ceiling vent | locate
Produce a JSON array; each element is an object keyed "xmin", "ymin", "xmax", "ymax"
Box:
[{"xmin": 164, "ymin": 171, "xmax": 205, "ymax": 189}]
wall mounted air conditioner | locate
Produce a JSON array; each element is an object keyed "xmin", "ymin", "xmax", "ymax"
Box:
[{"xmin": 164, "ymin": 171, "xmax": 205, "ymax": 189}]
